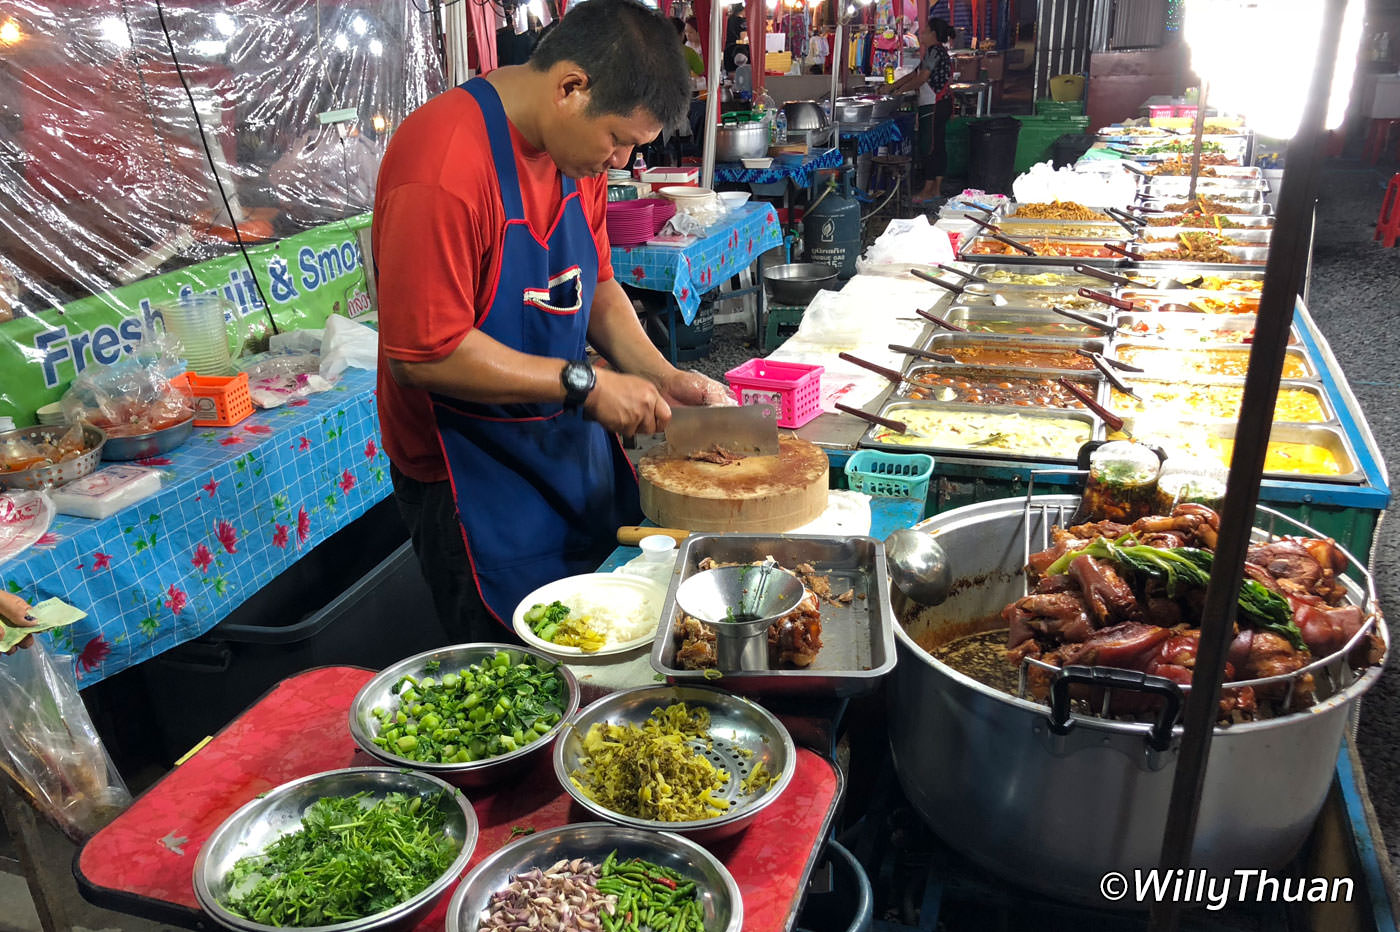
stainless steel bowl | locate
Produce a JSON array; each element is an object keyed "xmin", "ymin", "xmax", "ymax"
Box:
[
  {"xmin": 554, "ymin": 684, "xmax": 795, "ymax": 842},
  {"xmin": 100, "ymin": 415, "xmax": 195, "ymax": 461},
  {"xmin": 0, "ymin": 424, "xmax": 105, "ymax": 490},
  {"xmin": 715, "ymin": 121, "xmax": 770, "ymax": 162},
  {"xmin": 762, "ymin": 262, "xmax": 839, "ymax": 305},
  {"xmin": 445, "ymin": 823, "xmax": 743, "ymax": 932},
  {"xmin": 834, "ymin": 97, "xmax": 874, "ymax": 124},
  {"xmin": 193, "ymin": 767, "xmax": 478, "ymax": 932},
  {"xmin": 782, "ymin": 100, "xmax": 828, "ymax": 133},
  {"xmin": 349, "ymin": 643, "xmax": 581, "ymax": 789}
]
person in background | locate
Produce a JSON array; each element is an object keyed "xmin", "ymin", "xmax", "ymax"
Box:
[
  {"xmin": 0, "ymin": 592, "xmax": 36, "ymax": 654},
  {"xmin": 725, "ymin": 4, "xmax": 745, "ymax": 50},
  {"xmin": 372, "ymin": 0, "xmax": 730, "ymax": 643},
  {"xmin": 890, "ymin": 16, "xmax": 955, "ymax": 206},
  {"xmin": 675, "ymin": 17, "xmax": 706, "ymax": 90}
]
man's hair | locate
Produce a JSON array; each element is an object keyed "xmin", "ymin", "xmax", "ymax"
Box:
[
  {"xmin": 928, "ymin": 17, "xmax": 955, "ymax": 44},
  {"xmin": 532, "ymin": 0, "xmax": 690, "ymax": 129}
]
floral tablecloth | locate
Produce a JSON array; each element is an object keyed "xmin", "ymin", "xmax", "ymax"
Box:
[
  {"xmin": 611, "ymin": 202, "xmax": 783, "ymax": 324},
  {"xmin": 0, "ymin": 368, "xmax": 389, "ymax": 688},
  {"xmin": 712, "ymin": 147, "xmax": 844, "ymax": 188},
  {"xmin": 840, "ymin": 117, "xmax": 905, "ymax": 155}
]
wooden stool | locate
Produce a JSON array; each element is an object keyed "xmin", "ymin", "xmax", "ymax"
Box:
[
  {"xmin": 1376, "ymin": 174, "xmax": 1400, "ymax": 247},
  {"xmin": 868, "ymin": 154, "xmax": 913, "ymax": 218},
  {"xmin": 1363, "ymin": 119, "xmax": 1400, "ymax": 163}
]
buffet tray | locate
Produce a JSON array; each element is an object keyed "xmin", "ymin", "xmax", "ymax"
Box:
[
  {"xmin": 955, "ymin": 286, "xmax": 1114, "ymax": 312},
  {"xmin": 1138, "ymin": 213, "xmax": 1274, "ymax": 229},
  {"xmin": 1119, "ymin": 265, "xmax": 1266, "ymax": 288},
  {"xmin": 918, "ymin": 333, "xmax": 1104, "ymax": 372},
  {"xmin": 1139, "ymin": 197, "xmax": 1273, "ymax": 216},
  {"xmin": 1118, "ymin": 419, "xmax": 1364, "ymax": 484},
  {"xmin": 1128, "ymin": 242, "xmax": 1269, "ymax": 268},
  {"xmin": 1141, "ymin": 227, "xmax": 1272, "ymax": 245},
  {"xmin": 1115, "ymin": 289, "xmax": 1261, "ymax": 314},
  {"xmin": 958, "ymin": 234, "xmax": 1128, "ymax": 267},
  {"xmin": 650, "ymin": 534, "xmax": 895, "ymax": 698},
  {"xmin": 1110, "ymin": 340, "xmax": 1314, "ymax": 379},
  {"xmin": 944, "ymin": 305, "xmax": 1113, "ymax": 338},
  {"xmin": 993, "ymin": 219, "xmax": 1129, "ymax": 240},
  {"xmin": 897, "ymin": 363, "xmax": 1104, "ymax": 409},
  {"xmin": 1107, "ymin": 376, "xmax": 1334, "ymax": 425},
  {"xmin": 969, "ymin": 264, "xmax": 1117, "ymax": 286},
  {"xmin": 860, "ymin": 400, "xmax": 1101, "ymax": 463},
  {"xmin": 1116, "ymin": 311, "xmax": 1296, "ymax": 345}
]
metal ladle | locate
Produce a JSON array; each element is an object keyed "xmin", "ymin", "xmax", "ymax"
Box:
[{"xmin": 884, "ymin": 528, "xmax": 951, "ymax": 606}]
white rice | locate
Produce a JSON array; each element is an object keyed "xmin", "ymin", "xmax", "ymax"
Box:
[{"xmin": 562, "ymin": 589, "xmax": 661, "ymax": 645}]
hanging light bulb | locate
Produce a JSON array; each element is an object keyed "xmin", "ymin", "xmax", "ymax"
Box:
[{"xmin": 0, "ymin": 19, "xmax": 21, "ymax": 45}]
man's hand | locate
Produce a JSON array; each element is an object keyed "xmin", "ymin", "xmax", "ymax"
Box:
[
  {"xmin": 0, "ymin": 592, "xmax": 36, "ymax": 654},
  {"xmin": 585, "ymin": 369, "xmax": 672, "ymax": 435},
  {"xmin": 661, "ymin": 370, "xmax": 736, "ymax": 407}
]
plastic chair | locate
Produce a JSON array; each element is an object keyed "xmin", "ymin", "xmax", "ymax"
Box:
[
  {"xmin": 1363, "ymin": 118, "xmax": 1400, "ymax": 163},
  {"xmin": 1375, "ymin": 173, "xmax": 1400, "ymax": 247}
]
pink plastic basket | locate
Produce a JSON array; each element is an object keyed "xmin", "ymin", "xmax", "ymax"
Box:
[
  {"xmin": 1174, "ymin": 105, "xmax": 1199, "ymax": 120},
  {"xmin": 1147, "ymin": 105, "xmax": 1174, "ymax": 118},
  {"xmin": 724, "ymin": 359, "xmax": 824, "ymax": 429}
]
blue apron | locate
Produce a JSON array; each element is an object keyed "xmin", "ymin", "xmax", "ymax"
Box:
[{"xmin": 432, "ymin": 77, "xmax": 641, "ymax": 625}]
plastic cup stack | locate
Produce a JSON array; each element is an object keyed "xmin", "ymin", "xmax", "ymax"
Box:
[{"xmin": 159, "ymin": 296, "xmax": 234, "ymax": 376}]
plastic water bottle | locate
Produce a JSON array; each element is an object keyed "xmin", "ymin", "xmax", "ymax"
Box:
[{"xmin": 774, "ymin": 108, "xmax": 788, "ymax": 145}]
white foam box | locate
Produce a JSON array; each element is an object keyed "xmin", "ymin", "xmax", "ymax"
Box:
[
  {"xmin": 50, "ymin": 465, "xmax": 161, "ymax": 518},
  {"xmin": 636, "ymin": 166, "xmax": 700, "ymax": 185}
]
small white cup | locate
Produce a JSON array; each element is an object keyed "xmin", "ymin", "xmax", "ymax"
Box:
[{"xmin": 639, "ymin": 534, "xmax": 678, "ymax": 562}]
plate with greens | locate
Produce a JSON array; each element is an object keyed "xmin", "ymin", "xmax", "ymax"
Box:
[
  {"xmin": 512, "ymin": 574, "xmax": 666, "ymax": 658},
  {"xmin": 193, "ymin": 766, "xmax": 476, "ymax": 931},
  {"xmin": 349, "ymin": 644, "xmax": 580, "ymax": 789}
]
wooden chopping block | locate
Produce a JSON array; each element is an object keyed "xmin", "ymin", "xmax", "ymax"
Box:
[{"xmin": 637, "ymin": 434, "xmax": 829, "ymax": 533}]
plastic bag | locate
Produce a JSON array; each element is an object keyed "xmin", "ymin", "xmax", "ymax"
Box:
[
  {"xmin": 856, "ymin": 214, "xmax": 954, "ymax": 276},
  {"xmin": 242, "ymin": 353, "xmax": 335, "ymax": 409},
  {"xmin": 0, "ymin": 642, "xmax": 131, "ymax": 840},
  {"xmin": 60, "ymin": 330, "xmax": 194, "ymax": 437},
  {"xmin": 319, "ymin": 314, "xmax": 379, "ymax": 380},
  {"xmin": 0, "ymin": 491, "xmax": 55, "ymax": 567}
]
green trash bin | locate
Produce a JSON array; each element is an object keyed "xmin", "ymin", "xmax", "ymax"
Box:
[
  {"xmin": 945, "ymin": 115, "xmax": 970, "ymax": 177},
  {"xmin": 1035, "ymin": 98, "xmax": 1085, "ymax": 117},
  {"xmin": 1012, "ymin": 115, "xmax": 1091, "ymax": 174}
]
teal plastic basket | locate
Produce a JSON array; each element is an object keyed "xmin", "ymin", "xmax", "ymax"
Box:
[{"xmin": 843, "ymin": 451, "xmax": 934, "ymax": 502}]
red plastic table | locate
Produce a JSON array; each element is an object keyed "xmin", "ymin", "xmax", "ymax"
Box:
[{"xmin": 77, "ymin": 666, "xmax": 844, "ymax": 931}]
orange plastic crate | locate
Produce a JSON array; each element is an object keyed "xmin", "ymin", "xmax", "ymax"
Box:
[{"xmin": 185, "ymin": 371, "xmax": 254, "ymax": 427}]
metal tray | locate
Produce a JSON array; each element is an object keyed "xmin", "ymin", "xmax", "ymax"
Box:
[
  {"xmin": 651, "ymin": 535, "xmax": 896, "ymax": 698},
  {"xmin": 899, "ymin": 363, "xmax": 1103, "ymax": 409},
  {"xmin": 944, "ymin": 305, "xmax": 1113, "ymax": 338},
  {"xmin": 1129, "ymin": 241, "xmax": 1269, "ymax": 267},
  {"xmin": 861, "ymin": 400, "xmax": 1100, "ymax": 463},
  {"xmin": 1118, "ymin": 420, "xmax": 1363, "ymax": 484},
  {"xmin": 955, "ymin": 286, "xmax": 1114, "ymax": 312},
  {"xmin": 994, "ymin": 220, "xmax": 1128, "ymax": 240},
  {"xmin": 1106, "ymin": 376, "xmax": 1334, "ymax": 425},
  {"xmin": 1119, "ymin": 265, "xmax": 1266, "ymax": 287},
  {"xmin": 1110, "ymin": 340, "xmax": 1315, "ymax": 379},
  {"xmin": 1141, "ymin": 227, "xmax": 1272, "ymax": 245},
  {"xmin": 1138, "ymin": 213, "xmax": 1274, "ymax": 229},
  {"xmin": 969, "ymin": 264, "xmax": 1116, "ymax": 286},
  {"xmin": 958, "ymin": 233, "xmax": 1128, "ymax": 267},
  {"xmin": 919, "ymin": 333, "xmax": 1103, "ymax": 372},
  {"xmin": 1116, "ymin": 312, "xmax": 1297, "ymax": 345},
  {"xmin": 1139, "ymin": 196, "xmax": 1273, "ymax": 215},
  {"xmin": 1115, "ymin": 288, "xmax": 1262, "ymax": 314}
]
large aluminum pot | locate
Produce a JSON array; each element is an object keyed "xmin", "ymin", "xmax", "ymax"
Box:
[
  {"xmin": 834, "ymin": 97, "xmax": 874, "ymax": 124},
  {"xmin": 888, "ymin": 495, "xmax": 1387, "ymax": 906},
  {"xmin": 783, "ymin": 99, "xmax": 828, "ymax": 133},
  {"xmin": 860, "ymin": 95, "xmax": 896, "ymax": 120},
  {"xmin": 715, "ymin": 121, "xmax": 770, "ymax": 162}
]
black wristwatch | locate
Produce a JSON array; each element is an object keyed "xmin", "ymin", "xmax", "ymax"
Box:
[{"xmin": 560, "ymin": 359, "xmax": 596, "ymax": 410}]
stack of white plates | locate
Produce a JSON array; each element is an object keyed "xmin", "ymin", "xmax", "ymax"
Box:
[{"xmin": 36, "ymin": 403, "xmax": 66, "ymax": 426}]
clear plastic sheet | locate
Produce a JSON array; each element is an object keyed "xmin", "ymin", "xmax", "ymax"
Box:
[{"xmin": 0, "ymin": 0, "xmax": 445, "ymax": 320}]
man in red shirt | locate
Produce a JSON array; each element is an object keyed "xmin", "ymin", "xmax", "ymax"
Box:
[{"xmin": 374, "ymin": 0, "xmax": 727, "ymax": 642}]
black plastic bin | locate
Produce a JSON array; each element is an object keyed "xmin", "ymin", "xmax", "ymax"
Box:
[
  {"xmin": 1051, "ymin": 133, "xmax": 1098, "ymax": 169},
  {"xmin": 136, "ymin": 499, "xmax": 448, "ymax": 761},
  {"xmin": 967, "ymin": 116, "xmax": 1022, "ymax": 195},
  {"xmin": 795, "ymin": 841, "xmax": 873, "ymax": 932}
]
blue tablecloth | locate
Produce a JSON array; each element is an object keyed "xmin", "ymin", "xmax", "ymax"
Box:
[
  {"xmin": 2, "ymin": 368, "xmax": 388, "ymax": 687},
  {"xmin": 612, "ymin": 202, "xmax": 783, "ymax": 324},
  {"xmin": 712, "ymin": 148, "xmax": 844, "ymax": 188},
  {"xmin": 841, "ymin": 118, "xmax": 906, "ymax": 156}
]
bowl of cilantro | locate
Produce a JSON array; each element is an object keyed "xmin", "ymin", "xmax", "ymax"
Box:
[
  {"xmin": 349, "ymin": 643, "xmax": 581, "ymax": 789},
  {"xmin": 193, "ymin": 766, "xmax": 476, "ymax": 930}
]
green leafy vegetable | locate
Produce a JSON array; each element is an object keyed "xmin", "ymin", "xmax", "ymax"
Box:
[
  {"xmin": 372, "ymin": 650, "xmax": 565, "ymax": 764},
  {"xmin": 222, "ymin": 791, "xmax": 459, "ymax": 926},
  {"xmin": 509, "ymin": 825, "xmax": 536, "ymax": 838},
  {"xmin": 1043, "ymin": 536, "xmax": 1305, "ymax": 649}
]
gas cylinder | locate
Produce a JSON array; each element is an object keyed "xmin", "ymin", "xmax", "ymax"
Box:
[{"xmin": 803, "ymin": 168, "xmax": 861, "ymax": 279}]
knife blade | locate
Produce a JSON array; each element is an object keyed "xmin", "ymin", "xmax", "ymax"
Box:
[{"xmin": 665, "ymin": 403, "xmax": 780, "ymax": 458}]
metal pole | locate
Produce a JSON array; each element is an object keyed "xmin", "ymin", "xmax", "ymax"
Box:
[
  {"xmin": 1147, "ymin": 1, "xmax": 1348, "ymax": 929},
  {"xmin": 1186, "ymin": 79, "xmax": 1209, "ymax": 202},
  {"xmin": 701, "ymin": 0, "xmax": 725, "ymax": 189},
  {"xmin": 830, "ymin": 12, "xmax": 846, "ymax": 116}
]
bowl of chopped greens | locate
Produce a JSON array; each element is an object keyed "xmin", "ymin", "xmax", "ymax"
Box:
[
  {"xmin": 554, "ymin": 685, "xmax": 795, "ymax": 842},
  {"xmin": 445, "ymin": 822, "xmax": 743, "ymax": 932},
  {"xmin": 512, "ymin": 573, "xmax": 668, "ymax": 659},
  {"xmin": 349, "ymin": 644, "xmax": 581, "ymax": 789},
  {"xmin": 193, "ymin": 766, "xmax": 476, "ymax": 931}
]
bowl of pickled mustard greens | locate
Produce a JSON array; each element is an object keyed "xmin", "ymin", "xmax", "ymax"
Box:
[
  {"xmin": 553, "ymin": 685, "xmax": 795, "ymax": 842},
  {"xmin": 349, "ymin": 644, "xmax": 580, "ymax": 788},
  {"xmin": 194, "ymin": 767, "xmax": 477, "ymax": 931},
  {"xmin": 445, "ymin": 822, "xmax": 743, "ymax": 932}
]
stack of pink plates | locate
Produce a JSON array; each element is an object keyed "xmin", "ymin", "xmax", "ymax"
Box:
[
  {"xmin": 642, "ymin": 197, "xmax": 678, "ymax": 232},
  {"xmin": 606, "ymin": 200, "xmax": 655, "ymax": 246}
]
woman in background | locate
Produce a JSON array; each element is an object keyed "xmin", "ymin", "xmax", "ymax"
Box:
[{"xmin": 891, "ymin": 16, "xmax": 955, "ymax": 206}]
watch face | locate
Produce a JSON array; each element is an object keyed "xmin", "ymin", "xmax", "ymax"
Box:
[{"xmin": 565, "ymin": 363, "xmax": 593, "ymax": 392}]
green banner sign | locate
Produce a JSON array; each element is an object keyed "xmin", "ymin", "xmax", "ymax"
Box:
[{"xmin": 1, "ymin": 214, "xmax": 374, "ymax": 426}]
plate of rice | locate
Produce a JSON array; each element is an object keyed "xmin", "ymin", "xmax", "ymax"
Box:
[{"xmin": 512, "ymin": 574, "xmax": 667, "ymax": 658}]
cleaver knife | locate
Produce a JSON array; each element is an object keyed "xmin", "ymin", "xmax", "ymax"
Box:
[{"xmin": 665, "ymin": 403, "xmax": 780, "ymax": 458}]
